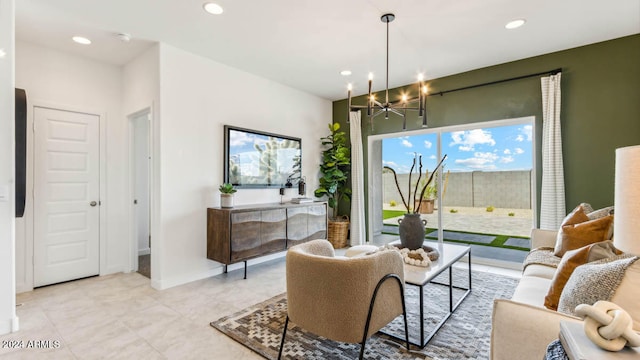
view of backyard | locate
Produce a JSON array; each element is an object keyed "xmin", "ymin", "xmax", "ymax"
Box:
[{"xmin": 379, "ymin": 121, "xmax": 535, "ymax": 261}]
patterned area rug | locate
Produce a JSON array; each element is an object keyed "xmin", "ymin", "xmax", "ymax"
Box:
[{"xmin": 211, "ymin": 270, "xmax": 518, "ymax": 360}]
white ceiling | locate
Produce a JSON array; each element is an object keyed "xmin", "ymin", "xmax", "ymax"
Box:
[{"xmin": 15, "ymin": 0, "xmax": 640, "ymax": 101}]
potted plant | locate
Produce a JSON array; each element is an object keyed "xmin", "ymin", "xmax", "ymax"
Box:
[
  {"xmin": 314, "ymin": 123, "xmax": 351, "ymax": 248},
  {"xmin": 414, "ymin": 179, "xmax": 437, "ymax": 214},
  {"xmin": 385, "ymin": 154, "xmax": 447, "ymax": 249},
  {"xmin": 219, "ymin": 183, "xmax": 237, "ymax": 208}
]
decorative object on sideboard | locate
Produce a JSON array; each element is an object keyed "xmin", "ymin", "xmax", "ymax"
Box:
[
  {"xmin": 575, "ymin": 300, "xmax": 640, "ymax": 351},
  {"xmin": 385, "ymin": 154, "xmax": 447, "ymax": 250},
  {"xmin": 314, "ymin": 123, "xmax": 351, "ymax": 248},
  {"xmin": 219, "ymin": 183, "xmax": 237, "ymax": 208},
  {"xmin": 345, "ymin": 13, "xmax": 428, "ymax": 131}
]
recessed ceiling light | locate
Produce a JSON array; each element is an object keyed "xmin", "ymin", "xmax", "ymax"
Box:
[
  {"xmin": 203, "ymin": 2, "xmax": 224, "ymax": 15},
  {"xmin": 72, "ymin": 36, "xmax": 92, "ymax": 45},
  {"xmin": 0, "ymin": 48, "xmax": 6, "ymax": 58},
  {"xmin": 340, "ymin": 70, "xmax": 352, "ymax": 76},
  {"xmin": 505, "ymin": 19, "xmax": 526, "ymax": 30}
]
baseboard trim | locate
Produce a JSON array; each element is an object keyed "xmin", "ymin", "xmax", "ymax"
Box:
[
  {"xmin": 138, "ymin": 248, "xmax": 150, "ymax": 256},
  {"xmin": 0, "ymin": 316, "xmax": 19, "ymax": 335},
  {"xmin": 151, "ymin": 251, "xmax": 287, "ymax": 290}
]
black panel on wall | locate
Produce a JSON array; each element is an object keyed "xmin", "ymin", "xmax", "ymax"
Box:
[{"xmin": 15, "ymin": 88, "xmax": 27, "ymax": 218}]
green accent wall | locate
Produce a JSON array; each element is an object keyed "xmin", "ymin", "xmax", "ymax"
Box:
[{"xmin": 333, "ymin": 34, "xmax": 640, "ymax": 227}]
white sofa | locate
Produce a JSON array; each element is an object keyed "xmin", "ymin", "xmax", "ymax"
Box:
[{"xmin": 491, "ymin": 228, "xmax": 640, "ymax": 360}]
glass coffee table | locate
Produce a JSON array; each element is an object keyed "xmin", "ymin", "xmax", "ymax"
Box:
[{"xmin": 382, "ymin": 240, "xmax": 472, "ymax": 348}]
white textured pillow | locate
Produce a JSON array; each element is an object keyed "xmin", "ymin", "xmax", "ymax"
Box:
[
  {"xmin": 610, "ymin": 258, "xmax": 640, "ymax": 330},
  {"xmin": 557, "ymin": 255, "xmax": 638, "ymax": 322}
]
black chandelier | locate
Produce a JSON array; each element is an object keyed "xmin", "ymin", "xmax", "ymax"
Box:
[{"xmin": 347, "ymin": 13, "xmax": 428, "ymax": 130}]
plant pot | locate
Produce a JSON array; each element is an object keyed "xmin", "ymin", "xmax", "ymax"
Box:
[
  {"xmin": 398, "ymin": 213, "xmax": 427, "ymax": 250},
  {"xmin": 414, "ymin": 199, "xmax": 435, "ymax": 214},
  {"xmin": 327, "ymin": 216, "xmax": 349, "ymax": 249},
  {"xmin": 220, "ymin": 194, "xmax": 234, "ymax": 208}
]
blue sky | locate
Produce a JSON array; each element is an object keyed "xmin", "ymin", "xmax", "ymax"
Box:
[{"xmin": 382, "ymin": 124, "xmax": 533, "ymax": 173}]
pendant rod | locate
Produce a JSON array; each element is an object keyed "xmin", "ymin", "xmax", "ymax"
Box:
[{"xmin": 385, "ymin": 18, "xmax": 390, "ymax": 105}]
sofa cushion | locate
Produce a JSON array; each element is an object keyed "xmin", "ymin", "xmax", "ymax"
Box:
[
  {"xmin": 511, "ymin": 275, "xmax": 552, "ymax": 307},
  {"xmin": 544, "ymin": 241, "xmax": 619, "ymax": 311},
  {"xmin": 553, "ymin": 205, "xmax": 613, "ymax": 257},
  {"xmin": 557, "ymin": 255, "xmax": 638, "ymax": 325},
  {"xmin": 522, "ymin": 263, "xmax": 557, "ymax": 280}
]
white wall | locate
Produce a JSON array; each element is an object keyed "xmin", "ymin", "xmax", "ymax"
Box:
[
  {"xmin": 122, "ymin": 45, "xmax": 160, "ymax": 279},
  {"xmin": 155, "ymin": 43, "xmax": 331, "ymax": 289},
  {"xmin": 15, "ymin": 41, "xmax": 129, "ymax": 291},
  {"xmin": 0, "ymin": 0, "xmax": 18, "ymax": 334}
]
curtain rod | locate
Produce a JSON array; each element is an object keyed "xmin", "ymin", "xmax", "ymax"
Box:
[{"xmin": 428, "ymin": 68, "xmax": 562, "ymax": 97}]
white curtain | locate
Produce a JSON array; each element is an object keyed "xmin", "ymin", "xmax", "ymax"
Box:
[
  {"xmin": 540, "ymin": 73, "xmax": 566, "ymax": 230},
  {"xmin": 349, "ymin": 111, "xmax": 366, "ymax": 245}
]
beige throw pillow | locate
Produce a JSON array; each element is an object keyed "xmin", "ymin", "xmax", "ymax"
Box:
[
  {"xmin": 557, "ymin": 255, "xmax": 639, "ymax": 321},
  {"xmin": 544, "ymin": 241, "xmax": 619, "ymax": 311},
  {"xmin": 553, "ymin": 205, "xmax": 613, "ymax": 257}
]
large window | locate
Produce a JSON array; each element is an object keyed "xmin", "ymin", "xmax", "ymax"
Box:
[{"xmin": 372, "ymin": 117, "xmax": 535, "ymax": 258}]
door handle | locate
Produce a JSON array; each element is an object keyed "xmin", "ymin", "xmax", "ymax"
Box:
[{"xmin": 90, "ymin": 201, "xmax": 97, "ymax": 207}]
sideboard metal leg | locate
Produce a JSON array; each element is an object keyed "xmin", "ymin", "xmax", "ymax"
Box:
[
  {"xmin": 244, "ymin": 261, "xmax": 247, "ymax": 279},
  {"xmin": 224, "ymin": 264, "xmax": 227, "ymax": 274}
]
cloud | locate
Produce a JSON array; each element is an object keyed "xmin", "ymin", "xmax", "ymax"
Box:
[
  {"xmin": 503, "ymin": 149, "xmax": 511, "ymax": 155},
  {"xmin": 454, "ymin": 151, "xmax": 499, "ymax": 169},
  {"xmin": 429, "ymin": 155, "xmax": 436, "ymax": 159},
  {"xmin": 514, "ymin": 148, "xmax": 525, "ymax": 154},
  {"xmin": 383, "ymin": 160, "xmax": 398, "ymax": 167},
  {"xmin": 515, "ymin": 135, "xmax": 525, "ymax": 142},
  {"xmin": 450, "ymin": 129, "xmax": 496, "ymax": 151},
  {"xmin": 229, "ymin": 131, "xmax": 257, "ymax": 147},
  {"xmin": 500, "ymin": 156, "xmax": 514, "ymax": 163},
  {"xmin": 401, "ymin": 139, "xmax": 413, "ymax": 148},
  {"xmin": 424, "ymin": 140, "xmax": 432, "ymax": 149},
  {"xmin": 521, "ymin": 125, "xmax": 533, "ymax": 141}
]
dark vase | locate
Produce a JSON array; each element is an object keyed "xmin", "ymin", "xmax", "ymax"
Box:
[{"xmin": 398, "ymin": 213, "xmax": 427, "ymax": 250}]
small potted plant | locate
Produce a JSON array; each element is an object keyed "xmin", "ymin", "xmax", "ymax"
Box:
[{"xmin": 219, "ymin": 183, "xmax": 237, "ymax": 208}]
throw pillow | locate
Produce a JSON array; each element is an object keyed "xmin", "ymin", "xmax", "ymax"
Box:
[
  {"xmin": 557, "ymin": 254, "xmax": 639, "ymax": 317},
  {"xmin": 587, "ymin": 206, "xmax": 615, "ymax": 240},
  {"xmin": 544, "ymin": 241, "xmax": 619, "ymax": 311},
  {"xmin": 553, "ymin": 205, "xmax": 613, "ymax": 257}
]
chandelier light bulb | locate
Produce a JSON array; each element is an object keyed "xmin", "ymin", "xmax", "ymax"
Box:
[
  {"xmin": 423, "ymin": 85, "xmax": 428, "ymax": 94},
  {"xmin": 418, "ymin": 73, "xmax": 424, "ymax": 82},
  {"xmin": 347, "ymin": 83, "xmax": 353, "ymax": 91},
  {"xmin": 402, "ymin": 94, "xmax": 408, "ymax": 102},
  {"xmin": 368, "ymin": 72, "xmax": 374, "ymax": 80}
]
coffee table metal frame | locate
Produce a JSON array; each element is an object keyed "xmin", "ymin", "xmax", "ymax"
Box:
[{"xmin": 380, "ymin": 241, "xmax": 472, "ymax": 348}]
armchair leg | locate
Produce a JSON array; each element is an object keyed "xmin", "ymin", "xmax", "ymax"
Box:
[
  {"xmin": 278, "ymin": 315, "xmax": 289, "ymax": 360},
  {"xmin": 360, "ymin": 273, "xmax": 410, "ymax": 359}
]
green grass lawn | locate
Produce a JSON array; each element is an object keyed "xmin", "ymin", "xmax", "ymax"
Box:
[{"xmin": 383, "ymin": 209, "xmax": 407, "ymax": 220}]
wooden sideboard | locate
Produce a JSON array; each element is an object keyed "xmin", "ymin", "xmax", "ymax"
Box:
[{"xmin": 207, "ymin": 202, "xmax": 327, "ymax": 278}]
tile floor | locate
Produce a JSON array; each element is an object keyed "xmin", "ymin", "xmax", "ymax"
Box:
[{"xmin": 1, "ymin": 256, "xmax": 521, "ymax": 359}]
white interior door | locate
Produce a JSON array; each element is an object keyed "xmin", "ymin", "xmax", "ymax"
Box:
[{"xmin": 34, "ymin": 107, "xmax": 100, "ymax": 287}]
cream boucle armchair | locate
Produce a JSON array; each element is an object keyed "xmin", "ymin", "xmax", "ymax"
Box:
[{"xmin": 278, "ymin": 239, "xmax": 409, "ymax": 360}]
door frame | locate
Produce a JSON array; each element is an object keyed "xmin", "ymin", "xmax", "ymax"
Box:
[
  {"xmin": 127, "ymin": 107, "xmax": 153, "ymax": 276},
  {"xmin": 23, "ymin": 100, "xmax": 107, "ymax": 291}
]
